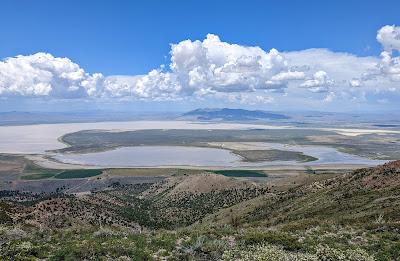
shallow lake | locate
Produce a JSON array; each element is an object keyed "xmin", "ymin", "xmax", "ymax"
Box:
[
  {"xmin": 52, "ymin": 144, "xmax": 386, "ymax": 168},
  {"xmin": 244, "ymin": 142, "xmax": 387, "ymax": 165},
  {"xmin": 53, "ymin": 146, "xmax": 242, "ymax": 167}
]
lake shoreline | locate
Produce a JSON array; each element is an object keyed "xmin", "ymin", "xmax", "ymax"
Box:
[{"xmin": 27, "ymin": 153, "xmax": 380, "ymax": 171}]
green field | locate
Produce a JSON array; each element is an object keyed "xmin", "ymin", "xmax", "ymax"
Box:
[
  {"xmin": 21, "ymin": 169, "xmax": 104, "ymax": 180},
  {"xmin": 20, "ymin": 160, "xmax": 60, "ymax": 180},
  {"xmin": 212, "ymin": 169, "xmax": 267, "ymax": 177},
  {"xmin": 54, "ymin": 169, "xmax": 103, "ymax": 179},
  {"xmin": 21, "ymin": 172, "xmax": 58, "ymax": 180}
]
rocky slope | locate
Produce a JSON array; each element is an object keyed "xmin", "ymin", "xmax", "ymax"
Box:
[{"xmin": 205, "ymin": 161, "xmax": 400, "ymax": 228}]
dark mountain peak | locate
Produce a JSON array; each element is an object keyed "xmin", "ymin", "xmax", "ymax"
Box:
[{"xmin": 182, "ymin": 108, "xmax": 289, "ymax": 121}]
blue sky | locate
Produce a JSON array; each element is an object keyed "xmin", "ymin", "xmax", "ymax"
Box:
[{"xmin": 1, "ymin": 0, "xmax": 400, "ymax": 112}]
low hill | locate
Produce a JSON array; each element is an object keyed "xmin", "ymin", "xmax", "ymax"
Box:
[
  {"xmin": 3, "ymin": 162, "xmax": 400, "ymax": 230},
  {"xmin": 1, "ymin": 172, "xmax": 267, "ymax": 229},
  {"xmin": 143, "ymin": 172, "xmax": 256, "ymax": 196},
  {"xmin": 181, "ymin": 108, "xmax": 290, "ymax": 121},
  {"xmin": 206, "ymin": 160, "xmax": 400, "ymax": 228}
]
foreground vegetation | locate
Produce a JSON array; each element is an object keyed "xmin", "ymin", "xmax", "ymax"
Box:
[{"xmin": 0, "ymin": 222, "xmax": 394, "ymax": 260}]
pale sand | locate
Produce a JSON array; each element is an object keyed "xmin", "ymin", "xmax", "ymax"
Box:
[
  {"xmin": 0, "ymin": 121, "xmax": 291, "ymax": 154},
  {"xmin": 321, "ymin": 128, "xmax": 400, "ymax": 136},
  {"xmin": 25, "ymin": 155, "xmax": 100, "ymax": 170}
]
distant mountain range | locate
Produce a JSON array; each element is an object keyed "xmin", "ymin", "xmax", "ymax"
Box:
[
  {"xmin": 181, "ymin": 108, "xmax": 290, "ymax": 121},
  {"xmin": 0, "ymin": 111, "xmax": 178, "ymax": 126}
]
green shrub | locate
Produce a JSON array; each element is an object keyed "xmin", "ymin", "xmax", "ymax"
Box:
[
  {"xmin": 242, "ymin": 230, "xmax": 302, "ymax": 251},
  {"xmin": 315, "ymin": 244, "xmax": 375, "ymax": 261},
  {"xmin": 222, "ymin": 243, "xmax": 317, "ymax": 261}
]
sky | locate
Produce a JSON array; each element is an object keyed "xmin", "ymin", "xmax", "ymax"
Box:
[{"xmin": 0, "ymin": 0, "xmax": 400, "ymax": 112}]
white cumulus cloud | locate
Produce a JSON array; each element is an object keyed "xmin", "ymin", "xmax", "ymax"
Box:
[
  {"xmin": 168, "ymin": 34, "xmax": 300, "ymax": 94},
  {"xmin": 0, "ymin": 52, "xmax": 103, "ymax": 98},
  {"xmin": 300, "ymin": 71, "xmax": 334, "ymax": 92},
  {"xmin": 360, "ymin": 25, "xmax": 400, "ymax": 87},
  {"xmin": 1, "ymin": 25, "xmax": 400, "ymax": 107},
  {"xmin": 377, "ymin": 25, "xmax": 400, "ymax": 52}
]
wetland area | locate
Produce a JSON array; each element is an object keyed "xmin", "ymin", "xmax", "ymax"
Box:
[{"xmin": 0, "ymin": 120, "xmax": 397, "ymax": 169}]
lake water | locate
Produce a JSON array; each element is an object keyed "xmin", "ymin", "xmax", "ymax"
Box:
[
  {"xmin": 241, "ymin": 142, "xmax": 387, "ymax": 165},
  {"xmin": 52, "ymin": 143, "xmax": 386, "ymax": 168},
  {"xmin": 53, "ymin": 146, "xmax": 242, "ymax": 167}
]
